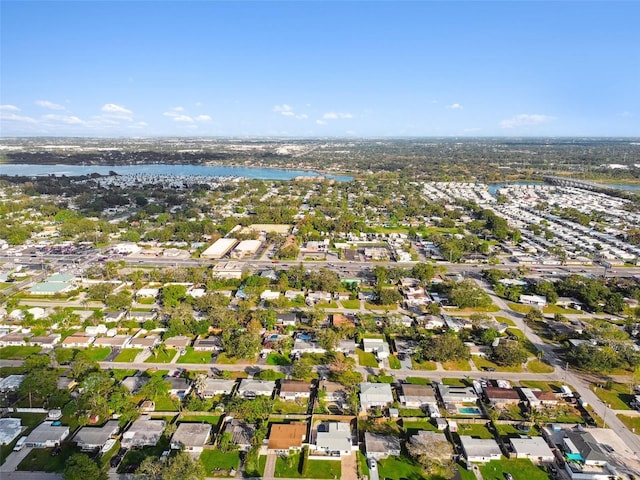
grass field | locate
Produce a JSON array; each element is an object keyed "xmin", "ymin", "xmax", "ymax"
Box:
[
  {"xmin": 145, "ymin": 348, "xmax": 177, "ymax": 363},
  {"xmin": 177, "ymin": 347, "xmax": 213, "ymax": 364},
  {"xmin": 442, "ymin": 359, "xmax": 472, "ymax": 371},
  {"xmin": 365, "ymin": 302, "xmax": 398, "ymax": 311},
  {"xmin": 378, "ymin": 455, "xmax": 425, "ymax": 480},
  {"xmin": 0, "ymin": 345, "xmax": 42, "ymax": 359},
  {"xmin": 267, "ymin": 353, "xmax": 292, "ymax": 366},
  {"xmin": 473, "ymin": 356, "xmax": 523, "ymax": 373},
  {"xmin": 526, "ymin": 359, "xmax": 555, "ymax": 373},
  {"xmin": 544, "ymin": 305, "xmax": 583, "ymax": 315},
  {"xmin": 507, "ymin": 302, "xmax": 532, "ymax": 314},
  {"xmin": 17, "ymin": 443, "xmax": 80, "ymax": 472},
  {"xmin": 479, "ymin": 458, "xmax": 550, "ymax": 480},
  {"xmin": 114, "ymin": 348, "xmax": 142, "ymax": 362},
  {"xmin": 495, "ymin": 316, "xmax": 515, "ymax": 326},
  {"xmin": 455, "ymin": 423, "xmax": 494, "ymax": 439},
  {"xmin": 84, "ymin": 346, "xmax": 112, "ymax": 361},
  {"xmin": 200, "ymin": 449, "xmax": 240, "ymax": 476},
  {"xmin": 617, "ymin": 414, "xmax": 640, "ymax": 431},
  {"xmin": 272, "ymin": 398, "xmax": 308, "ymax": 414},
  {"xmin": 340, "ymin": 299, "xmax": 360, "ymax": 309},
  {"xmin": 518, "ymin": 380, "xmax": 564, "ymax": 392},
  {"xmin": 356, "ymin": 348, "xmax": 379, "ymax": 367},
  {"xmin": 388, "ymin": 355, "xmax": 402, "ymax": 369},
  {"xmin": 590, "ymin": 382, "xmax": 633, "ymax": 410},
  {"xmin": 411, "ymin": 359, "xmax": 437, "ymax": 370},
  {"xmin": 179, "ymin": 415, "xmax": 221, "ymax": 425},
  {"xmin": 274, "ymin": 451, "xmax": 342, "ymax": 478}
]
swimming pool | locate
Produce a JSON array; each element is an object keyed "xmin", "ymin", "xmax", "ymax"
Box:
[{"xmin": 457, "ymin": 406, "xmax": 482, "ymax": 415}]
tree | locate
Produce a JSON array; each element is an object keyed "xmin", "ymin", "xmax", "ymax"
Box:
[
  {"xmin": 138, "ymin": 451, "xmax": 205, "ymax": 480},
  {"xmin": 64, "ymin": 453, "xmax": 106, "ymax": 480},
  {"xmin": 291, "ymin": 357, "xmax": 314, "ymax": 380},
  {"xmin": 411, "ymin": 263, "xmax": 436, "ymax": 284},
  {"xmin": 449, "ymin": 279, "xmax": 492, "ymax": 308},
  {"xmin": 525, "ymin": 307, "xmax": 544, "ymax": 323},
  {"xmin": 139, "ymin": 375, "xmax": 170, "ymax": 400},
  {"xmin": 317, "ymin": 328, "xmax": 340, "ymax": 351},
  {"xmin": 406, "ymin": 432, "xmax": 455, "ymax": 477},
  {"xmin": 377, "ymin": 287, "xmax": 403, "ymax": 306},
  {"xmin": 416, "ymin": 334, "xmax": 469, "ymax": 363},
  {"xmin": 492, "ymin": 341, "xmax": 528, "ymax": 366},
  {"xmin": 162, "ymin": 284, "xmax": 188, "ymax": 307}
]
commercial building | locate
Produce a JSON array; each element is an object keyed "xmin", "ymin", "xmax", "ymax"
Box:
[{"xmin": 201, "ymin": 238, "xmax": 239, "ymax": 259}]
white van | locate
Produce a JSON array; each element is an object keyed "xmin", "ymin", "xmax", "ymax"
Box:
[{"xmin": 13, "ymin": 436, "xmax": 27, "ymax": 451}]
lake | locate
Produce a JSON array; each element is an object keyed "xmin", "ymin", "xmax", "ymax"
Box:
[{"xmin": 0, "ymin": 163, "xmax": 353, "ymax": 181}]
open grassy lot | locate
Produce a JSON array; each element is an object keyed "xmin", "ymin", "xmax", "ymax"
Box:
[
  {"xmin": 200, "ymin": 449, "xmax": 240, "ymax": 477},
  {"xmin": 114, "ymin": 348, "xmax": 142, "ymax": 362},
  {"xmin": 479, "ymin": 458, "xmax": 550, "ymax": 480},
  {"xmin": 406, "ymin": 376, "xmax": 433, "ymax": 385},
  {"xmin": 378, "ymin": 455, "xmax": 425, "ymax": 480},
  {"xmin": 495, "ymin": 423, "xmax": 540, "ymax": 441},
  {"xmin": 617, "ymin": 414, "xmax": 640, "ymax": 431},
  {"xmin": 144, "ymin": 348, "xmax": 177, "ymax": 363},
  {"xmin": 365, "ymin": 302, "xmax": 398, "ymax": 311},
  {"xmin": 526, "ymin": 359, "xmax": 555, "ymax": 373},
  {"xmin": 411, "ymin": 358, "xmax": 437, "ymax": 370},
  {"xmin": 544, "ymin": 305, "xmax": 583, "ymax": 315},
  {"xmin": 402, "ymin": 419, "xmax": 439, "ymax": 435},
  {"xmin": 388, "ymin": 355, "xmax": 402, "ymax": 369},
  {"xmin": 267, "ymin": 353, "xmax": 292, "ymax": 366},
  {"xmin": 507, "ymin": 302, "xmax": 532, "ymax": 314},
  {"xmin": 84, "ymin": 346, "xmax": 112, "ymax": 361},
  {"xmin": 215, "ymin": 353, "xmax": 239, "ymax": 364},
  {"xmin": 177, "ymin": 346, "xmax": 213, "ymax": 364},
  {"xmin": 590, "ymin": 382, "xmax": 633, "ymax": 410},
  {"xmin": 179, "ymin": 415, "xmax": 221, "ymax": 425},
  {"xmin": 340, "ymin": 299, "xmax": 360, "ymax": 309},
  {"xmin": 442, "ymin": 359, "xmax": 472, "ymax": 371},
  {"xmin": 455, "ymin": 423, "xmax": 494, "ymax": 439},
  {"xmin": 518, "ymin": 380, "xmax": 564, "ymax": 392},
  {"xmin": 399, "ymin": 408, "xmax": 427, "ymax": 417},
  {"xmin": 356, "ymin": 348, "xmax": 379, "ymax": 367},
  {"xmin": 0, "ymin": 345, "xmax": 42, "ymax": 359},
  {"xmin": 458, "ymin": 463, "xmax": 478, "ymax": 480},
  {"xmin": 494, "ymin": 316, "xmax": 515, "ymax": 326},
  {"xmin": 473, "ymin": 356, "xmax": 523, "ymax": 373},
  {"xmin": 442, "ymin": 377, "xmax": 468, "ymax": 387},
  {"xmin": 153, "ymin": 395, "xmax": 179, "ymax": 411}
]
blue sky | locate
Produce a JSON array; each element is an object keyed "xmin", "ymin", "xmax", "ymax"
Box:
[{"xmin": 1, "ymin": 1, "xmax": 638, "ymax": 137}]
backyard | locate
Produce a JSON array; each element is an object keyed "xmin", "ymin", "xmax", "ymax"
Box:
[
  {"xmin": 200, "ymin": 449, "xmax": 240, "ymax": 477},
  {"xmin": 479, "ymin": 458, "xmax": 549, "ymax": 480},
  {"xmin": 377, "ymin": 455, "xmax": 426, "ymax": 480},
  {"xmin": 274, "ymin": 450, "xmax": 341, "ymax": 479}
]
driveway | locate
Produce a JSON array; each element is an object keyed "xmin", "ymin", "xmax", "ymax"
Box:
[{"xmin": 0, "ymin": 447, "xmax": 32, "ymax": 473}]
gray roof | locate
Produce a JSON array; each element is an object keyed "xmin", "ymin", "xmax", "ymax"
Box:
[
  {"xmin": 510, "ymin": 437, "xmax": 554, "ymax": 459},
  {"xmin": 225, "ymin": 419, "xmax": 255, "ymax": 446},
  {"xmin": 0, "ymin": 375, "xmax": 25, "ymax": 391},
  {"xmin": 121, "ymin": 376, "xmax": 149, "ymax": 393},
  {"xmin": 364, "ymin": 432, "xmax": 401, "ymax": 454},
  {"xmin": 359, "ymin": 382, "xmax": 394, "ymax": 403},
  {"xmin": 26, "ymin": 422, "xmax": 69, "ymax": 445},
  {"xmin": 460, "ymin": 436, "xmax": 502, "ymax": 458},
  {"xmin": 171, "ymin": 423, "xmax": 211, "ymax": 448},
  {"xmin": 74, "ymin": 420, "xmax": 119, "ymax": 449},
  {"xmin": 0, "ymin": 418, "xmax": 22, "ymax": 445},
  {"xmin": 121, "ymin": 416, "xmax": 165, "ymax": 448},
  {"xmin": 565, "ymin": 431, "xmax": 609, "ymax": 463},
  {"xmin": 315, "ymin": 422, "xmax": 352, "ymax": 453},
  {"xmin": 238, "ymin": 379, "xmax": 275, "ymax": 396}
]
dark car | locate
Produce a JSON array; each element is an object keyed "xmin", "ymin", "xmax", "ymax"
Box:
[
  {"xmin": 51, "ymin": 445, "xmax": 62, "ymax": 456},
  {"xmin": 482, "ymin": 366, "xmax": 496, "ymax": 372}
]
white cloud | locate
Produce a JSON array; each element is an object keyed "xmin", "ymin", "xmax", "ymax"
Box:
[
  {"xmin": 172, "ymin": 114, "xmax": 195, "ymax": 123},
  {"xmin": 164, "ymin": 107, "xmax": 212, "ymax": 123},
  {"xmin": 195, "ymin": 115, "xmax": 212, "ymax": 122},
  {"xmin": 500, "ymin": 114, "xmax": 554, "ymax": 129},
  {"xmin": 322, "ymin": 112, "xmax": 353, "ymax": 120},
  {"xmin": 296, "ymin": 114, "xmax": 308, "ymax": 120},
  {"xmin": 281, "ymin": 111, "xmax": 295, "ymax": 117},
  {"xmin": 0, "ymin": 105, "xmax": 20, "ymax": 112},
  {"xmin": 316, "ymin": 120, "xmax": 328, "ymax": 125},
  {"xmin": 0, "ymin": 112, "xmax": 36, "ymax": 123},
  {"xmin": 446, "ymin": 103, "xmax": 463, "ymax": 109},
  {"xmin": 273, "ymin": 104, "xmax": 293, "ymax": 114},
  {"xmin": 101, "ymin": 103, "xmax": 133, "ymax": 115},
  {"xmin": 35, "ymin": 100, "xmax": 65, "ymax": 110},
  {"xmin": 42, "ymin": 114, "xmax": 85, "ymax": 125}
]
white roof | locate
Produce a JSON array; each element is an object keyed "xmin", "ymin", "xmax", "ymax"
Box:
[
  {"xmin": 0, "ymin": 418, "xmax": 22, "ymax": 444},
  {"xmin": 510, "ymin": 437, "xmax": 554, "ymax": 458},
  {"xmin": 201, "ymin": 238, "xmax": 238, "ymax": 258}
]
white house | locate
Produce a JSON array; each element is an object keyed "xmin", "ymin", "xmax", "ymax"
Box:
[
  {"xmin": 460, "ymin": 436, "xmax": 502, "ymax": 464},
  {"xmin": 359, "ymin": 382, "xmax": 394, "ymax": 411}
]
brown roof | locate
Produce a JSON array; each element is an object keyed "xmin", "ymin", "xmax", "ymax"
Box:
[
  {"xmin": 280, "ymin": 380, "xmax": 312, "ymax": 394},
  {"xmin": 533, "ymin": 390, "xmax": 558, "ymax": 402},
  {"xmin": 164, "ymin": 336, "xmax": 192, "ymax": 348},
  {"xmin": 268, "ymin": 423, "xmax": 307, "ymax": 450},
  {"xmin": 484, "ymin": 387, "xmax": 521, "ymax": 400},
  {"xmin": 401, "ymin": 384, "xmax": 435, "ymax": 398},
  {"xmin": 93, "ymin": 336, "xmax": 130, "ymax": 347}
]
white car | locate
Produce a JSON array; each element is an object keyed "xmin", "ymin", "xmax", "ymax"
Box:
[{"xmin": 368, "ymin": 459, "xmax": 377, "ymax": 470}]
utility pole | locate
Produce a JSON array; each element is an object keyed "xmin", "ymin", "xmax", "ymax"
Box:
[{"xmin": 564, "ymin": 361, "xmax": 569, "ymax": 383}]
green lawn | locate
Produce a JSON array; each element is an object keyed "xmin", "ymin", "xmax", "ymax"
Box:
[
  {"xmin": 473, "ymin": 356, "xmax": 523, "ymax": 373},
  {"xmin": 272, "ymin": 398, "xmax": 309, "ymax": 414},
  {"xmin": 274, "ymin": 450, "xmax": 342, "ymax": 478},
  {"xmin": 442, "ymin": 377, "xmax": 468, "ymax": 387},
  {"xmin": 518, "ymin": 380, "xmax": 563, "ymax": 392},
  {"xmin": 617, "ymin": 414, "xmax": 640, "ymax": 431},
  {"xmin": 590, "ymin": 382, "xmax": 633, "ymax": 410},
  {"xmin": 378, "ymin": 455, "xmax": 425, "ymax": 480},
  {"xmin": 17, "ymin": 443, "xmax": 80, "ymax": 472},
  {"xmin": 356, "ymin": 348, "xmax": 379, "ymax": 368},
  {"xmin": 154, "ymin": 395, "xmax": 179, "ymax": 411},
  {"xmin": 494, "ymin": 316, "xmax": 515, "ymax": 326},
  {"xmin": 442, "ymin": 359, "xmax": 472, "ymax": 371},
  {"xmin": 411, "ymin": 359, "xmax": 437, "ymax": 370},
  {"xmin": 365, "ymin": 302, "xmax": 398, "ymax": 311},
  {"xmin": 215, "ymin": 353, "xmax": 238, "ymax": 364},
  {"xmin": 455, "ymin": 423, "xmax": 494, "ymax": 439},
  {"xmin": 406, "ymin": 377, "xmax": 433, "ymax": 385},
  {"xmin": 267, "ymin": 353, "xmax": 292, "ymax": 366},
  {"xmin": 0, "ymin": 345, "xmax": 42, "ymax": 359},
  {"xmin": 341, "ymin": 299, "xmax": 361, "ymax": 309},
  {"xmin": 110, "ymin": 369, "xmax": 139, "ymax": 381},
  {"xmin": 544, "ymin": 305, "xmax": 583, "ymax": 315},
  {"xmin": 177, "ymin": 347, "xmax": 213, "ymax": 364},
  {"xmin": 402, "ymin": 419, "xmax": 438, "ymax": 434},
  {"xmin": 357, "ymin": 451, "xmax": 370, "ymax": 477},
  {"xmin": 458, "ymin": 464, "xmax": 478, "ymax": 480},
  {"xmin": 388, "ymin": 355, "xmax": 402, "ymax": 369},
  {"xmin": 179, "ymin": 415, "xmax": 221, "ymax": 425},
  {"xmin": 200, "ymin": 449, "xmax": 240, "ymax": 476},
  {"xmin": 84, "ymin": 346, "xmax": 112, "ymax": 361},
  {"xmin": 507, "ymin": 302, "xmax": 532, "ymax": 314},
  {"xmin": 114, "ymin": 348, "xmax": 142, "ymax": 362},
  {"xmin": 144, "ymin": 348, "xmax": 177, "ymax": 363},
  {"xmin": 479, "ymin": 458, "xmax": 550, "ymax": 480},
  {"xmin": 526, "ymin": 359, "xmax": 555, "ymax": 373}
]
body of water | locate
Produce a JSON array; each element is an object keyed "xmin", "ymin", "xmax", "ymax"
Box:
[{"xmin": 0, "ymin": 163, "xmax": 353, "ymax": 181}]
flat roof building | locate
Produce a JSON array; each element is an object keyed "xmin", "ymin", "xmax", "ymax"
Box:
[{"xmin": 201, "ymin": 238, "xmax": 239, "ymax": 259}]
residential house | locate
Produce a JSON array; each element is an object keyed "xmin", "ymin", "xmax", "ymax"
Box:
[
  {"xmin": 0, "ymin": 418, "xmax": 22, "ymax": 445},
  {"xmin": 0, "ymin": 333, "xmax": 29, "ymax": 347},
  {"xmin": 267, "ymin": 423, "xmax": 307, "ymax": 454},
  {"xmin": 74, "ymin": 420, "xmax": 119, "ymax": 452},
  {"xmin": 306, "ymin": 291, "xmax": 332, "ymax": 305},
  {"xmin": 437, "ymin": 384, "xmax": 478, "ymax": 406},
  {"xmin": 25, "ymin": 422, "xmax": 70, "ymax": 448},
  {"xmin": 399, "ymin": 384, "xmax": 437, "ymax": 409},
  {"xmin": 520, "ymin": 388, "xmax": 559, "ymax": 409},
  {"xmin": 279, "ymin": 380, "xmax": 313, "ymax": 401},
  {"xmin": 165, "ymin": 377, "xmax": 191, "ymax": 398},
  {"xmin": 193, "ymin": 335, "xmax": 223, "ymax": 352},
  {"xmin": 0, "ymin": 375, "xmax": 25, "ymax": 392},
  {"xmin": 364, "ymin": 432, "xmax": 401, "ymax": 460},
  {"xmin": 319, "ymin": 381, "xmax": 347, "ymax": 408},
  {"xmin": 237, "ymin": 379, "xmax": 275, "ymax": 398},
  {"xmin": 199, "ymin": 378, "xmax": 236, "ymax": 398},
  {"xmin": 128, "ymin": 335, "xmax": 161, "ymax": 350},
  {"xmin": 362, "ymin": 338, "xmax": 390, "ymax": 360},
  {"xmin": 359, "ymin": 382, "xmax": 394, "ymax": 411},
  {"xmin": 223, "ymin": 419, "xmax": 255, "ymax": 451},
  {"xmin": 460, "ymin": 436, "xmax": 502, "ymax": 464},
  {"xmin": 276, "ymin": 313, "xmax": 298, "ymax": 327},
  {"xmin": 28, "ymin": 334, "xmax": 60, "ymax": 349},
  {"xmin": 103, "ymin": 311, "xmax": 125, "ymax": 323},
  {"xmin": 127, "ymin": 310, "xmax": 157, "ymax": 323},
  {"xmin": 336, "ymin": 339, "xmax": 357, "ymax": 354},
  {"xmin": 260, "ymin": 290, "xmax": 281, "ymax": 301},
  {"xmin": 170, "ymin": 423, "xmax": 211, "ymax": 453},
  {"xmin": 313, "ymin": 422, "xmax": 353, "ymax": 457},
  {"xmin": 291, "ymin": 338, "xmax": 325, "ymax": 356},
  {"xmin": 284, "ymin": 290, "xmax": 304, "ymax": 302},
  {"xmin": 93, "ymin": 335, "xmax": 131, "ymax": 349},
  {"xmin": 484, "ymin": 387, "xmax": 521, "ymax": 408},
  {"xmin": 164, "ymin": 336, "xmax": 192, "ymax": 350},
  {"xmin": 519, "ymin": 294, "xmax": 547, "ymax": 308},
  {"xmin": 60, "ymin": 333, "xmax": 95, "ymax": 348},
  {"xmin": 121, "ymin": 376, "xmax": 149, "ymax": 394},
  {"xmin": 121, "ymin": 416, "xmax": 166, "ymax": 448},
  {"xmin": 510, "ymin": 437, "xmax": 555, "ymax": 463}
]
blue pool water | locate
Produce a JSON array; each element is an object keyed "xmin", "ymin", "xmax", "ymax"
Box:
[
  {"xmin": 458, "ymin": 407, "xmax": 482, "ymax": 415},
  {"xmin": 298, "ymin": 334, "xmax": 311, "ymax": 340}
]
